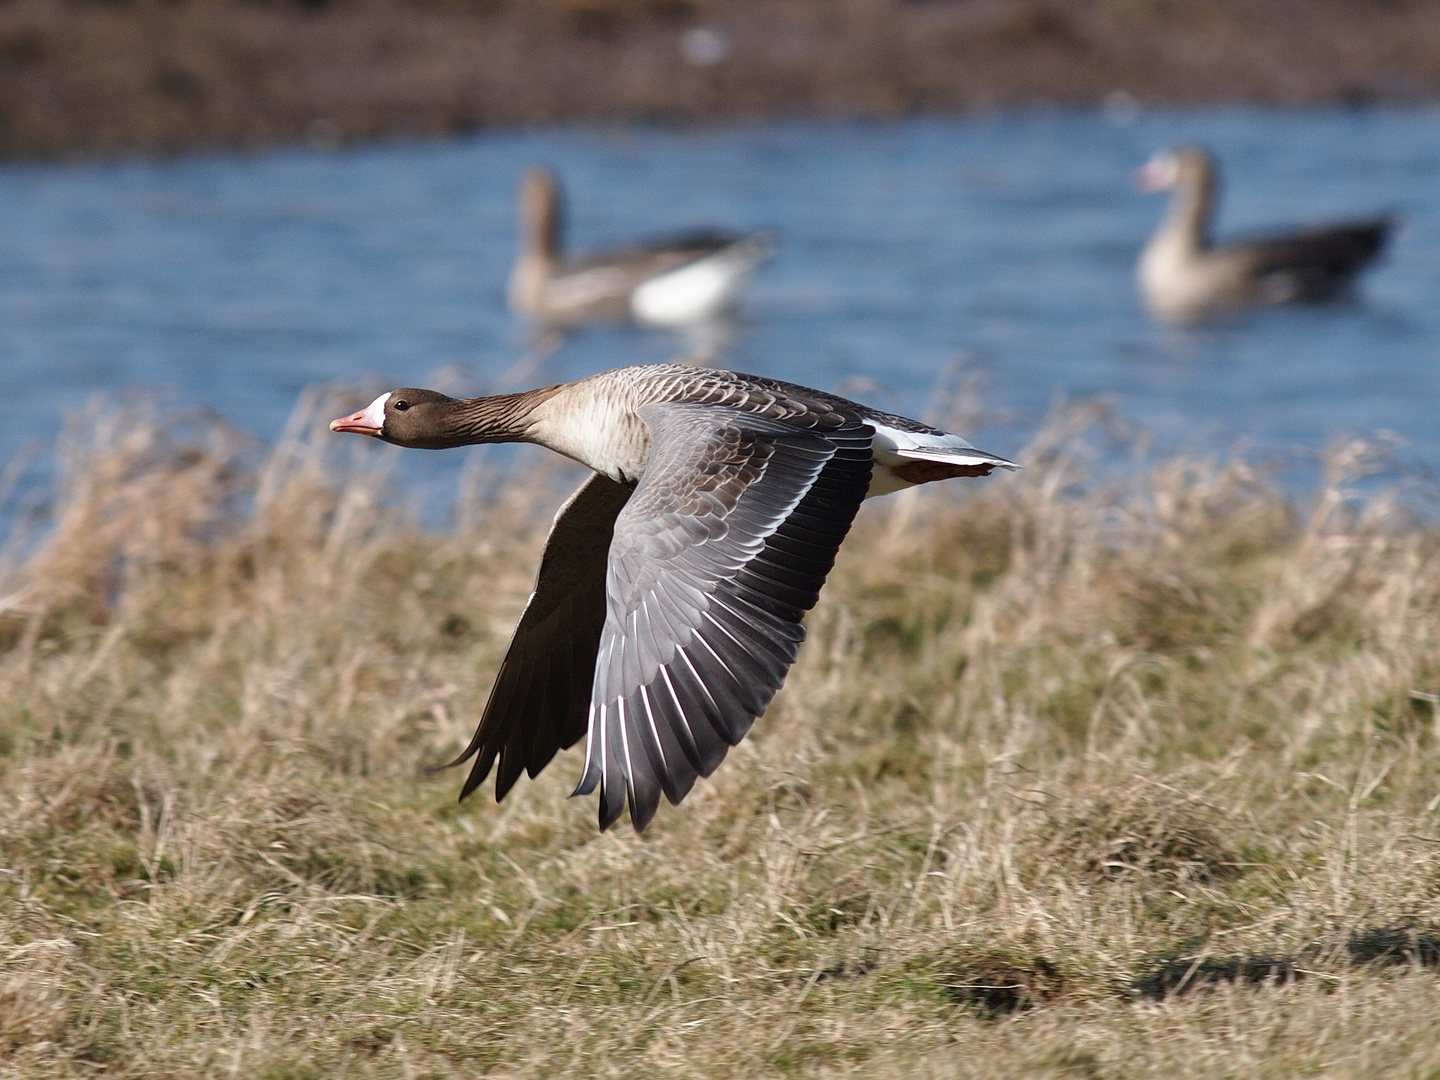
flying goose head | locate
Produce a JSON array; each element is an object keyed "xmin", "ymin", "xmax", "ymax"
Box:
[{"xmin": 330, "ymin": 387, "xmax": 555, "ymax": 449}]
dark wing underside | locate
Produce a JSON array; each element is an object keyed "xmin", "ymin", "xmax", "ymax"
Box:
[
  {"xmin": 574, "ymin": 401, "xmax": 874, "ymax": 831},
  {"xmin": 450, "ymin": 472, "xmax": 634, "ymax": 802}
]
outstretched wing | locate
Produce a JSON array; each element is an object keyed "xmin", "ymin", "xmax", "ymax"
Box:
[
  {"xmin": 574, "ymin": 401, "xmax": 874, "ymax": 831},
  {"xmin": 450, "ymin": 472, "xmax": 634, "ymax": 802}
]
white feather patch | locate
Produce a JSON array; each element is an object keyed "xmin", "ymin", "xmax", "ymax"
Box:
[
  {"xmin": 869, "ymin": 421, "xmax": 1017, "ymax": 469},
  {"xmin": 630, "ymin": 240, "xmax": 768, "ymax": 326},
  {"xmin": 360, "ymin": 392, "xmax": 391, "ymax": 433},
  {"xmin": 866, "ymin": 421, "xmax": 1019, "ymax": 496}
]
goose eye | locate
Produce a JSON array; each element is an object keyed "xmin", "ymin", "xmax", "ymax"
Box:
[{"xmin": 394, "ymin": 400, "xmax": 410, "ymax": 411}]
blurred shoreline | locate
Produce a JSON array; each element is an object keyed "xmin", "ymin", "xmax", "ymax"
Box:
[{"xmin": 2, "ymin": 0, "xmax": 1440, "ymax": 158}]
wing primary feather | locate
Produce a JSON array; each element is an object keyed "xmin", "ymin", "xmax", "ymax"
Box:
[
  {"xmin": 691, "ymin": 613, "xmax": 771, "ymax": 714},
  {"xmin": 455, "ymin": 472, "xmax": 631, "ymax": 804},
  {"xmin": 669, "ymin": 645, "xmax": 737, "ymax": 751},
  {"xmin": 685, "ymin": 617, "xmax": 742, "ymax": 686},
  {"xmin": 490, "ymin": 665, "xmax": 541, "ymax": 801},
  {"xmin": 517, "ymin": 655, "xmax": 556, "ymax": 782},
  {"xmin": 708, "ymin": 591, "xmax": 803, "ymax": 644},
  {"xmin": 630, "ymin": 683, "xmax": 668, "ymax": 783},
  {"xmin": 526, "ymin": 646, "xmax": 571, "ymax": 778},
  {"xmin": 598, "ymin": 704, "xmax": 628, "ymax": 830},
  {"xmin": 636, "ymin": 682, "xmax": 696, "ymax": 806},
  {"xmin": 653, "ymin": 665, "xmax": 710, "ymax": 778},
  {"xmin": 700, "ymin": 608, "xmax": 792, "ymax": 689},
  {"xmin": 573, "ymin": 702, "xmax": 603, "ymax": 797},
  {"xmin": 621, "ymin": 697, "xmax": 667, "ymax": 831},
  {"xmin": 685, "ymin": 628, "xmax": 767, "ymax": 741}
]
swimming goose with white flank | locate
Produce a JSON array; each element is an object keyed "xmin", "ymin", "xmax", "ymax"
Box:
[
  {"xmin": 507, "ymin": 168, "xmax": 773, "ymax": 328},
  {"xmin": 1136, "ymin": 146, "xmax": 1393, "ymax": 324},
  {"xmin": 331, "ymin": 364, "xmax": 1018, "ymax": 830}
]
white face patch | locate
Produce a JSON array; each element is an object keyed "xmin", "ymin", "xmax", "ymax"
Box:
[
  {"xmin": 359, "ymin": 392, "xmax": 391, "ymax": 435},
  {"xmin": 330, "ymin": 391, "xmax": 391, "ymax": 437}
]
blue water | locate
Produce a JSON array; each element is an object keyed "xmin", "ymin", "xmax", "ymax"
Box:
[{"xmin": 3, "ymin": 108, "xmax": 1439, "ymax": 517}]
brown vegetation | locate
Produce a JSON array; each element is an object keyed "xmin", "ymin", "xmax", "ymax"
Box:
[
  {"xmin": 2, "ymin": 391, "xmax": 1440, "ymax": 1075},
  {"xmin": 2, "ymin": 0, "xmax": 1440, "ymax": 157}
]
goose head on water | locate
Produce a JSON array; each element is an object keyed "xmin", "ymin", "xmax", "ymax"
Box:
[
  {"xmin": 331, "ymin": 364, "xmax": 1019, "ymax": 831},
  {"xmin": 1136, "ymin": 147, "xmax": 1215, "ymax": 215}
]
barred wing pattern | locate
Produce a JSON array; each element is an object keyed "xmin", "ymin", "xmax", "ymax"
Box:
[
  {"xmin": 450, "ymin": 472, "xmax": 634, "ymax": 802},
  {"xmin": 574, "ymin": 401, "xmax": 875, "ymax": 831}
]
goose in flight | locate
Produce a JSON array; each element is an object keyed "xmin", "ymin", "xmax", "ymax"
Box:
[
  {"xmin": 331, "ymin": 365, "xmax": 1018, "ymax": 830},
  {"xmin": 1136, "ymin": 146, "xmax": 1392, "ymax": 324},
  {"xmin": 508, "ymin": 168, "xmax": 773, "ymax": 328}
]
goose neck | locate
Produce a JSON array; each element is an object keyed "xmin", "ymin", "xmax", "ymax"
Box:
[
  {"xmin": 452, "ymin": 387, "xmax": 562, "ymax": 445},
  {"xmin": 1164, "ymin": 158, "xmax": 1215, "ymax": 253},
  {"xmin": 520, "ymin": 171, "xmax": 563, "ymax": 261}
]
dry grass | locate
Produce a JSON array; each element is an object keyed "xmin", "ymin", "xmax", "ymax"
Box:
[{"xmin": 2, "ymin": 390, "xmax": 1440, "ymax": 1077}]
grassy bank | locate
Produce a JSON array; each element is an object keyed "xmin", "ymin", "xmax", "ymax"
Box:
[
  {"xmin": 1, "ymin": 392, "xmax": 1440, "ymax": 1077},
  {"xmin": 3, "ymin": 0, "xmax": 1440, "ymax": 157}
]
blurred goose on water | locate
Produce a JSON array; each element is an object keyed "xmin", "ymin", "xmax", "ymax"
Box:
[
  {"xmin": 331, "ymin": 364, "xmax": 1018, "ymax": 830},
  {"xmin": 1136, "ymin": 146, "xmax": 1393, "ymax": 324},
  {"xmin": 508, "ymin": 167, "xmax": 774, "ymax": 328}
]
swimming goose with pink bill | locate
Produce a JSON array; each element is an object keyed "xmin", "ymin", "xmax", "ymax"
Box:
[
  {"xmin": 330, "ymin": 364, "xmax": 1019, "ymax": 831},
  {"xmin": 1136, "ymin": 146, "xmax": 1393, "ymax": 324}
]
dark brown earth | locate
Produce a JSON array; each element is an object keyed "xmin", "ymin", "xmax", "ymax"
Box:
[{"xmin": 2, "ymin": 0, "xmax": 1440, "ymax": 157}]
